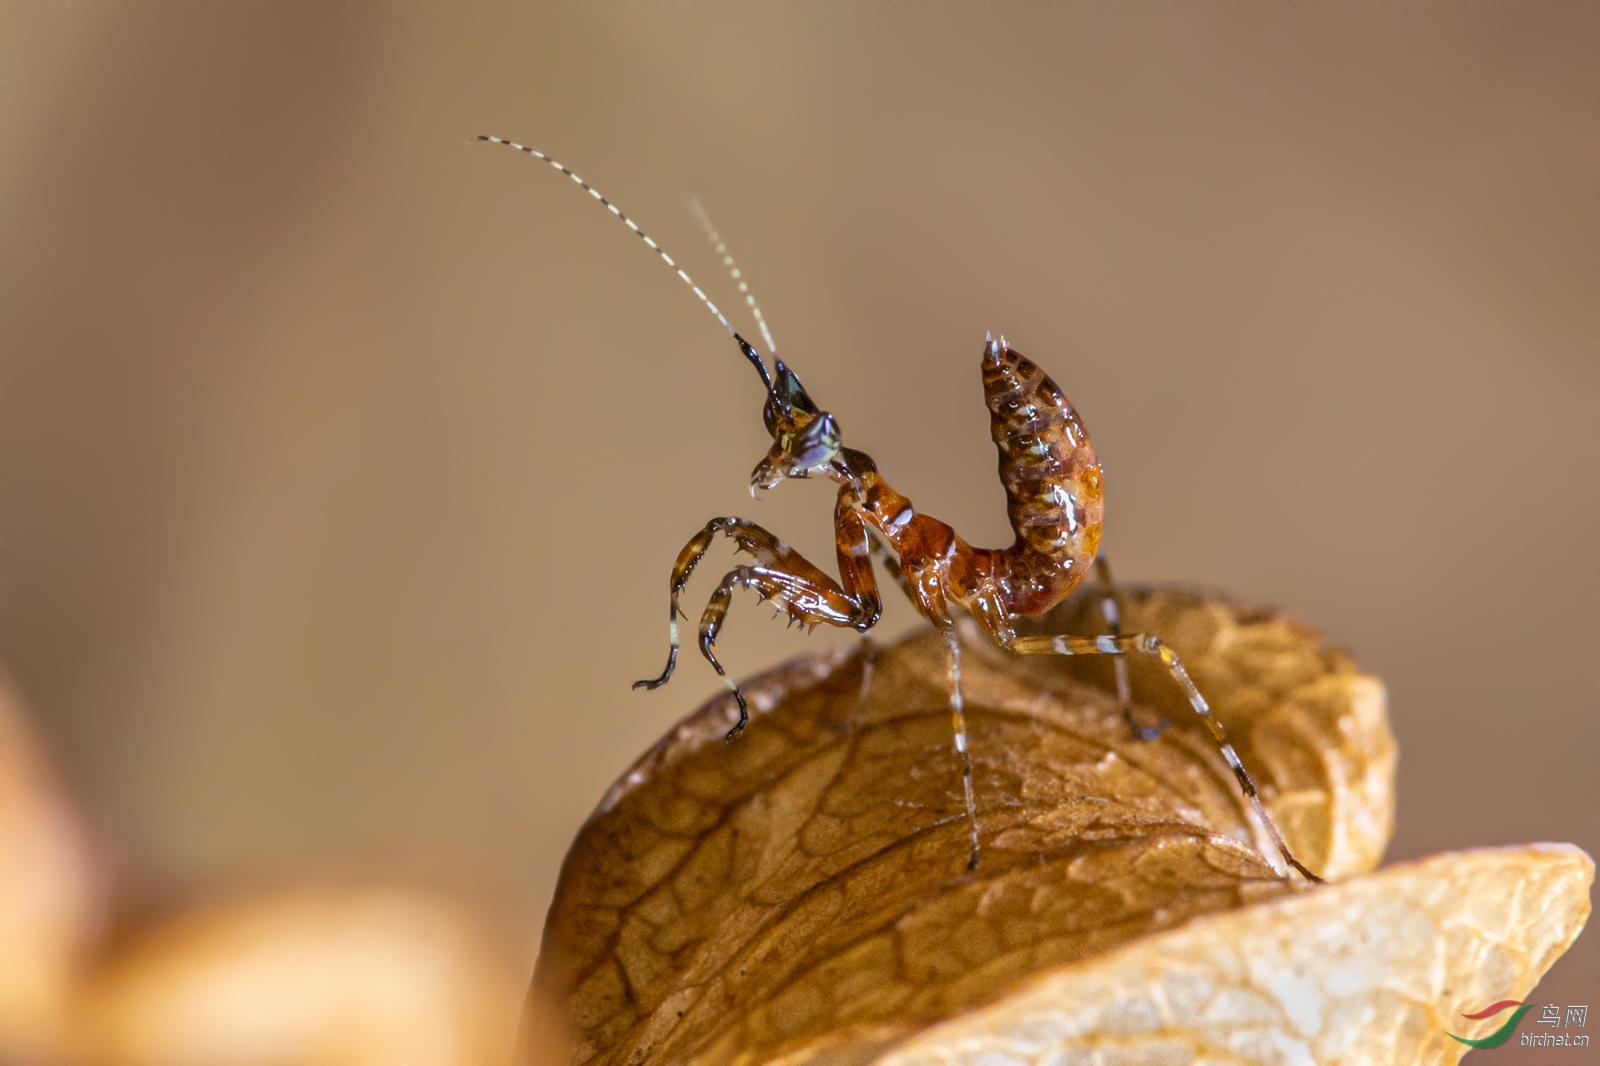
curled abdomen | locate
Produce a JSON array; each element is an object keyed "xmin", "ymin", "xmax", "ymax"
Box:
[{"xmin": 981, "ymin": 341, "xmax": 1104, "ymax": 575}]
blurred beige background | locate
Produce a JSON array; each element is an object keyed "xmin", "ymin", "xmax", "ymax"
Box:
[{"xmin": 3, "ymin": 2, "xmax": 1595, "ymax": 1050}]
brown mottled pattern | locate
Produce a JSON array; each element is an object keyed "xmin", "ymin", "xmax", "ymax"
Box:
[
  {"xmin": 980, "ymin": 346, "xmax": 1103, "ymax": 568},
  {"xmin": 536, "ymin": 587, "xmax": 1400, "ymax": 1066}
]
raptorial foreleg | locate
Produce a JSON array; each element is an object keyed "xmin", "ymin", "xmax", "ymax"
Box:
[
  {"xmin": 639, "ymin": 512, "xmax": 881, "ymax": 742},
  {"xmin": 1007, "ymin": 630, "xmax": 1322, "ymax": 883},
  {"xmin": 698, "ymin": 560, "xmax": 874, "ymax": 741}
]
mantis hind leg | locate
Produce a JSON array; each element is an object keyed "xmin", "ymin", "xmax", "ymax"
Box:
[
  {"xmin": 1007, "ymin": 629, "xmax": 1323, "ymax": 884},
  {"xmin": 1093, "ymin": 556, "xmax": 1167, "ymax": 741}
]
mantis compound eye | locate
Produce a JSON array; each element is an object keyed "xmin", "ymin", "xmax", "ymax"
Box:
[
  {"xmin": 787, "ymin": 411, "xmax": 841, "ymax": 470},
  {"xmin": 750, "ymin": 412, "xmax": 842, "ymax": 492},
  {"xmin": 761, "ymin": 360, "xmax": 822, "ymax": 439}
]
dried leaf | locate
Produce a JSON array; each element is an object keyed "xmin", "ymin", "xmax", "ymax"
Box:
[
  {"xmin": 80, "ymin": 887, "xmax": 523, "ymax": 1066},
  {"xmin": 879, "ymin": 845, "xmax": 1591, "ymax": 1066},
  {"xmin": 0, "ymin": 678, "xmax": 103, "ymax": 1058},
  {"xmin": 536, "ymin": 587, "xmax": 1430, "ymax": 1065}
]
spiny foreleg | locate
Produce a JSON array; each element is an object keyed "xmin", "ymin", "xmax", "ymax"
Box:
[
  {"xmin": 642, "ymin": 511, "xmax": 881, "ymax": 742},
  {"xmin": 1007, "ymin": 630, "xmax": 1323, "ymax": 883},
  {"xmin": 698, "ymin": 562, "xmax": 870, "ymax": 740}
]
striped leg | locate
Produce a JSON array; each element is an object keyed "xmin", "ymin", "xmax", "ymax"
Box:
[
  {"xmin": 633, "ymin": 520, "xmax": 724, "ymax": 692},
  {"xmin": 1093, "ymin": 557, "xmax": 1167, "ymax": 740},
  {"xmin": 1008, "ymin": 630, "xmax": 1322, "ymax": 883},
  {"xmin": 945, "ymin": 627, "xmax": 981, "ymax": 871}
]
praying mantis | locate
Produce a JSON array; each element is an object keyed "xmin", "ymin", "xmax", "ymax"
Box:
[{"xmin": 476, "ymin": 134, "xmax": 1320, "ymax": 882}]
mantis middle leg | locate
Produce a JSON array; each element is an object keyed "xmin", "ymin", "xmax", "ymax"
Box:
[{"xmin": 1093, "ymin": 557, "xmax": 1167, "ymax": 741}]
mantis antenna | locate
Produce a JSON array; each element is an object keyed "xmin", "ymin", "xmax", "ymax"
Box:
[
  {"xmin": 687, "ymin": 195, "xmax": 778, "ymax": 354},
  {"xmin": 475, "ymin": 135, "xmax": 740, "ymax": 341}
]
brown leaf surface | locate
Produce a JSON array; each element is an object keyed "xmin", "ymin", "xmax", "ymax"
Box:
[
  {"xmin": 880, "ymin": 845, "xmax": 1592, "ymax": 1066},
  {"xmin": 535, "ymin": 587, "xmax": 1406, "ymax": 1066}
]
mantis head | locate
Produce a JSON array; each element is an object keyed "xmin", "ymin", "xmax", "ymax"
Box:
[{"xmin": 738, "ymin": 335, "xmax": 842, "ymax": 493}]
